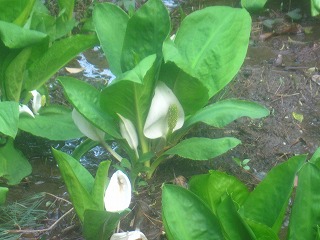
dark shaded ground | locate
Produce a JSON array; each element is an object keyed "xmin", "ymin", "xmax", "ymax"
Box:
[{"xmin": 2, "ymin": 3, "xmax": 320, "ymax": 240}]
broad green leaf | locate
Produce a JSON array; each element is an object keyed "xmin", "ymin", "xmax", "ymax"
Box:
[
  {"xmin": 29, "ymin": 12, "xmax": 76, "ymax": 41},
  {"xmin": 217, "ymin": 196, "xmax": 256, "ymax": 240},
  {"xmin": 0, "ymin": 139, "xmax": 32, "ymax": 185},
  {"xmin": 0, "ymin": 101, "xmax": 19, "ymax": 138},
  {"xmin": 163, "ymin": 7, "xmax": 251, "ymax": 97},
  {"xmin": 245, "ymin": 219, "xmax": 279, "ymax": 240},
  {"xmin": 4, "ymin": 48, "xmax": 31, "ymax": 101},
  {"xmin": 189, "ymin": 171, "xmax": 249, "ymax": 214},
  {"xmin": 19, "ymin": 105, "xmax": 83, "ymax": 140},
  {"xmin": 0, "ymin": 187, "xmax": 8, "ymax": 205},
  {"xmin": 93, "ymin": 3, "xmax": 129, "ymax": 76},
  {"xmin": 83, "ymin": 209, "xmax": 128, "ymax": 240},
  {"xmin": 58, "ymin": 0, "xmax": 75, "ymax": 20},
  {"xmin": 91, "ymin": 161, "xmax": 111, "ymax": 210},
  {"xmin": 159, "ymin": 63, "xmax": 209, "ymax": 115},
  {"xmin": 0, "ymin": 0, "xmax": 34, "ymax": 23},
  {"xmin": 121, "ymin": 0, "xmax": 170, "ymax": 71},
  {"xmin": 241, "ymin": 0, "xmax": 267, "ymax": 12},
  {"xmin": 312, "ymin": 0, "xmax": 320, "ymax": 16},
  {"xmin": 240, "ymin": 154, "xmax": 307, "ymax": 232},
  {"xmin": 287, "ymin": 162, "xmax": 320, "ymax": 239},
  {"xmin": 0, "ymin": 21, "xmax": 47, "ymax": 48},
  {"xmin": 13, "ymin": 0, "xmax": 36, "ymax": 26},
  {"xmin": 58, "ymin": 76, "xmax": 121, "ymax": 139},
  {"xmin": 52, "ymin": 149, "xmax": 97, "ymax": 222},
  {"xmin": 25, "ymin": 34, "xmax": 98, "ymax": 90},
  {"xmin": 309, "ymin": 147, "xmax": 320, "ymax": 168},
  {"xmin": 162, "ymin": 184, "xmax": 224, "ymax": 240},
  {"xmin": 100, "ymin": 55, "xmax": 156, "ymax": 138},
  {"xmin": 184, "ymin": 99, "xmax": 269, "ymax": 128},
  {"xmin": 164, "ymin": 137, "xmax": 241, "ymax": 160},
  {"xmin": 115, "ymin": 54, "xmax": 157, "ymax": 84}
]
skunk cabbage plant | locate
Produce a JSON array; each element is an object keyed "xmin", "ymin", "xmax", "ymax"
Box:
[
  {"xmin": 58, "ymin": 0, "xmax": 269, "ymax": 185},
  {"xmin": 162, "ymin": 149, "xmax": 320, "ymax": 240},
  {"xmin": 53, "ymin": 149, "xmax": 132, "ymax": 240}
]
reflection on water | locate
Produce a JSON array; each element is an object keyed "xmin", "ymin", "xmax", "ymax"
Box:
[{"xmin": 77, "ymin": 47, "xmax": 116, "ymax": 82}]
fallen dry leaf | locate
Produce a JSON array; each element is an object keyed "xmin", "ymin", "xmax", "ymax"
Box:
[{"xmin": 65, "ymin": 67, "xmax": 85, "ymax": 74}]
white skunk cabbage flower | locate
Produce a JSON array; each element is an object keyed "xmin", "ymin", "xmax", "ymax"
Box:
[
  {"xmin": 104, "ymin": 170, "xmax": 131, "ymax": 212},
  {"xmin": 110, "ymin": 230, "xmax": 148, "ymax": 240},
  {"xmin": 118, "ymin": 114, "xmax": 139, "ymax": 154},
  {"xmin": 143, "ymin": 81, "xmax": 184, "ymax": 139},
  {"xmin": 30, "ymin": 90, "xmax": 42, "ymax": 115},
  {"xmin": 19, "ymin": 104, "xmax": 35, "ymax": 118},
  {"xmin": 72, "ymin": 109, "xmax": 105, "ymax": 142}
]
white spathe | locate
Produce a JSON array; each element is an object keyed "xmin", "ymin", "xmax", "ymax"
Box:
[
  {"xmin": 118, "ymin": 114, "xmax": 139, "ymax": 151},
  {"xmin": 110, "ymin": 230, "xmax": 148, "ymax": 240},
  {"xmin": 30, "ymin": 90, "xmax": 42, "ymax": 115},
  {"xmin": 19, "ymin": 104, "xmax": 35, "ymax": 118},
  {"xmin": 104, "ymin": 170, "xmax": 131, "ymax": 212},
  {"xmin": 72, "ymin": 109, "xmax": 105, "ymax": 142},
  {"xmin": 143, "ymin": 81, "xmax": 184, "ymax": 139}
]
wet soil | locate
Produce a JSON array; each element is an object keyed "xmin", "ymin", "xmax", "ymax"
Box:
[{"xmin": 1, "ymin": 4, "xmax": 320, "ymax": 240}]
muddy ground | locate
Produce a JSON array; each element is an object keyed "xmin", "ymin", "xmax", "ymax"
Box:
[{"xmin": 2, "ymin": 3, "xmax": 320, "ymax": 240}]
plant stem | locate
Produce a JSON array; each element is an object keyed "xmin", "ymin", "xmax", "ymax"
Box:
[
  {"xmin": 101, "ymin": 141, "xmax": 123, "ymax": 162},
  {"xmin": 147, "ymin": 155, "xmax": 166, "ymax": 179},
  {"xmin": 132, "ymin": 84, "xmax": 150, "ymax": 165}
]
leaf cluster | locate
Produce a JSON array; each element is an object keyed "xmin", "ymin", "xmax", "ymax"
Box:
[{"xmin": 163, "ymin": 148, "xmax": 320, "ymax": 240}]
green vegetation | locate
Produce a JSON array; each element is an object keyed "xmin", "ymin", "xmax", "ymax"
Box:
[
  {"xmin": 162, "ymin": 148, "xmax": 320, "ymax": 240},
  {"xmin": 58, "ymin": 0, "xmax": 268, "ymax": 189},
  {"xmin": 0, "ymin": 0, "xmax": 96, "ymax": 187}
]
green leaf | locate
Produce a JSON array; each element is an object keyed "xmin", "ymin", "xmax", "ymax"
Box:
[
  {"xmin": 0, "ymin": 187, "xmax": 8, "ymax": 205},
  {"xmin": 93, "ymin": 3, "xmax": 129, "ymax": 76},
  {"xmin": 217, "ymin": 196, "xmax": 256, "ymax": 240},
  {"xmin": 245, "ymin": 219, "xmax": 279, "ymax": 240},
  {"xmin": 241, "ymin": 0, "xmax": 268, "ymax": 12},
  {"xmin": 100, "ymin": 55, "xmax": 156, "ymax": 138},
  {"xmin": 189, "ymin": 171, "xmax": 250, "ymax": 214},
  {"xmin": 72, "ymin": 138, "xmax": 99, "ymax": 160},
  {"xmin": 240, "ymin": 154, "xmax": 306, "ymax": 232},
  {"xmin": 83, "ymin": 209, "xmax": 128, "ymax": 240},
  {"xmin": 287, "ymin": 162, "xmax": 320, "ymax": 239},
  {"xmin": 0, "ymin": 0, "xmax": 35, "ymax": 23},
  {"xmin": 25, "ymin": 34, "xmax": 98, "ymax": 90},
  {"xmin": 0, "ymin": 21, "xmax": 47, "ymax": 48},
  {"xmin": 29, "ymin": 11, "xmax": 76, "ymax": 41},
  {"xmin": 91, "ymin": 161, "xmax": 111, "ymax": 210},
  {"xmin": 19, "ymin": 105, "xmax": 83, "ymax": 140},
  {"xmin": 185, "ymin": 99, "xmax": 269, "ymax": 128},
  {"xmin": 0, "ymin": 101, "xmax": 19, "ymax": 138},
  {"xmin": 162, "ymin": 184, "xmax": 224, "ymax": 240},
  {"xmin": 159, "ymin": 63, "xmax": 209, "ymax": 115},
  {"xmin": 121, "ymin": 0, "xmax": 170, "ymax": 71},
  {"xmin": 309, "ymin": 147, "xmax": 320, "ymax": 168},
  {"xmin": 163, "ymin": 7, "xmax": 251, "ymax": 97},
  {"xmin": 13, "ymin": 0, "xmax": 36, "ymax": 26},
  {"xmin": 53, "ymin": 149, "xmax": 97, "ymax": 222},
  {"xmin": 312, "ymin": 0, "xmax": 320, "ymax": 16},
  {"xmin": 4, "ymin": 48, "xmax": 31, "ymax": 101},
  {"xmin": 58, "ymin": 76, "xmax": 121, "ymax": 139},
  {"xmin": 58, "ymin": 0, "xmax": 75, "ymax": 20},
  {"xmin": 0, "ymin": 139, "xmax": 32, "ymax": 185},
  {"xmin": 164, "ymin": 137, "xmax": 241, "ymax": 160}
]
